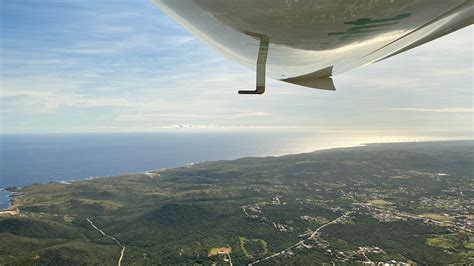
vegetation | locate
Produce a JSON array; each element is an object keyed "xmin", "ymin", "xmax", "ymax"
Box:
[
  {"xmin": 1, "ymin": 141, "xmax": 473, "ymax": 265},
  {"xmin": 239, "ymin": 237, "xmax": 268, "ymax": 258}
]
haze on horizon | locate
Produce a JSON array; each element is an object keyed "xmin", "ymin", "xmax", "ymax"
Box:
[{"xmin": 0, "ymin": 1, "xmax": 473, "ymax": 138}]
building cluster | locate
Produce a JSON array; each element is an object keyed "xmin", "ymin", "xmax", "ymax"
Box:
[
  {"xmin": 300, "ymin": 215, "xmax": 328, "ymax": 223},
  {"xmin": 241, "ymin": 204, "xmax": 262, "ymax": 219},
  {"xmin": 272, "ymin": 195, "xmax": 283, "ymax": 205},
  {"xmin": 419, "ymin": 195, "xmax": 473, "ymax": 214},
  {"xmin": 240, "ymin": 173, "xmax": 471, "ymax": 264},
  {"xmin": 453, "ymin": 216, "xmax": 473, "ymax": 233},
  {"xmin": 369, "ymin": 208, "xmax": 407, "ymax": 222},
  {"xmin": 357, "ymin": 246, "xmax": 384, "ymax": 254},
  {"xmin": 352, "ymin": 203, "xmax": 406, "ymax": 222},
  {"xmin": 272, "ymin": 222, "xmax": 293, "ymax": 232}
]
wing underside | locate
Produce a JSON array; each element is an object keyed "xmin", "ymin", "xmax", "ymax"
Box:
[{"xmin": 152, "ymin": 0, "xmax": 473, "ymax": 90}]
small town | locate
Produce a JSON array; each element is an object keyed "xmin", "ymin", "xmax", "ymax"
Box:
[{"xmin": 237, "ymin": 168, "xmax": 473, "ymax": 265}]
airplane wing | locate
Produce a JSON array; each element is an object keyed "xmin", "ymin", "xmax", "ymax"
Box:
[{"xmin": 151, "ymin": 0, "xmax": 473, "ymax": 94}]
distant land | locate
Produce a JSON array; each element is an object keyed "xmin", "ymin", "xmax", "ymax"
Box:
[
  {"xmin": 1, "ymin": 141, "xmax": 473, "ymax": 265},
  {"xmin": 0, "ymin": 132, "xmax": 376, "ymax": 188}
]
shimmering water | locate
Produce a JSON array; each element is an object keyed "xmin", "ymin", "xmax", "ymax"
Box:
[{"xmin": 0, "ymin": 131, "xmax": 469, "ymax": 209}]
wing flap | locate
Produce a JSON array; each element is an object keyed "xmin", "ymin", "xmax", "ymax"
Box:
[{"xmin": 282, "ymin": 66, "xmax": 335, "ymax": 91}]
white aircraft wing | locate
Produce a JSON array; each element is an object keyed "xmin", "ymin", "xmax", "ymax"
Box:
[{"xmin": 151, "ymin": 0, "xmax": 473, "ymax": 94}]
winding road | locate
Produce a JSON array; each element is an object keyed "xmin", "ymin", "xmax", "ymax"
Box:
[
  {"xmin": 87, "ymin": 218, "xmax": 126, "ymax": 266},
  {"xmin": 253, "ymin": 213, "xmax": 349, "ymax": 264}
]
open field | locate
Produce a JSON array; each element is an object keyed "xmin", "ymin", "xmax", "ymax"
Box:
[
  {"xmin": 367, "ymin": 199, "xmax": 391, "ymax": 207},
  {"xmin": 421, "ymin": 213, "xmax": 452, "ymax": 222}
]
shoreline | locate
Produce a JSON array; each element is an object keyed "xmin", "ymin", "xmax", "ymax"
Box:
[
  {"xmin": 0, "ymin": 189, "xmax": 21, "ymax": 215},
  {"xmin": 1, "ymin": 140, "xmax": 471, "ymax": 213},
  {"xmin": 1, "ymin": 138, "xmax": 471, "ymax": 264}
]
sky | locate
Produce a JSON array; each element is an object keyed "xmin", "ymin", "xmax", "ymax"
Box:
[{"xmin": 0, "ymin": 0, "xmax": 473, "ymax": 138}]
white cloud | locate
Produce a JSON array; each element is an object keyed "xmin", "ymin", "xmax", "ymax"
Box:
[
  {"xmin": 389, "ymin": 107, "xmax": 474, "ymax": 113},
  {"xmin": 1, "ymin": 2, "xmax": 472, "ymax": 134},
  {"xmin": 154, "ymin": 124, "xmax": 300, "ymax": 130},
  {"xmin": 116, "ymin": 111, "xmax": 272, "ymax": 121},
  {"xmin": 48, "ymin": 33, "xmax": 196, "ymax": 55}
]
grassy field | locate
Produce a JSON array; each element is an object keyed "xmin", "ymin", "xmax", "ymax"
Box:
[
  {"xmin": 208, "ymin": 247, "xmax": 231, "ymax": 256},
  {"xmin": 367, "ymin": 199, "xmax": 391, "ymax": 206},
  {"xmin": 421, "ymin": 213, "xmax": 451, "ymax": 222}
]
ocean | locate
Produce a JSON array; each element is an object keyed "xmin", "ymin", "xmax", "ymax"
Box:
[{"xmin": 0, "ymin": 131, "xmax": 467, "ymax": 209}]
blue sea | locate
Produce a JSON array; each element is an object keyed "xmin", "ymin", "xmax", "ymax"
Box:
[{"xmin": 0, "ymin": 132, "xmax": 467, "ymax": 209}]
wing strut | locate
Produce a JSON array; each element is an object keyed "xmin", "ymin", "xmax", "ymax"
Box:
[{"xmin": 238, "ymin": 32, "xmax": 269, "ymax": 95}]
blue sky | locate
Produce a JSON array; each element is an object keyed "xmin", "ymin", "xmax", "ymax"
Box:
[{"xmin": 1, "ymin": 1, "xmax": 473, "ymax": 138}]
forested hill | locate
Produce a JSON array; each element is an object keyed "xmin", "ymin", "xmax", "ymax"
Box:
[{"xmin": 1, "ymin": 141, "xmax": 473, "ymax": 265}]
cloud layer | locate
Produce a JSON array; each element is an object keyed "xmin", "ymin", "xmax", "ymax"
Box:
[{"xmin": 0, "ymin": 1, "xmax": 472, "ymax": 135}]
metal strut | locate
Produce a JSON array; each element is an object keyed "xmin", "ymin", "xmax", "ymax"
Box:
[{"xmin": 239, "ymin": 32, "xmax": 269, "ymax": 95}]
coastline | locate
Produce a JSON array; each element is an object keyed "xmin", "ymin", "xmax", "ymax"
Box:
[
  {"xmin": 0, "ymin": 141, "xmax": 366, "ymax": 210},
  {"xmin": 1, "ymin": 139, "xmax": 472, "ymax": 264},
  {"xmin": 1, "ymin": 140, "xmax": 471, "ymax": 213},
  {"xmin": 0, "ymin": 188, "xmax": 21, "ymax": 215}
]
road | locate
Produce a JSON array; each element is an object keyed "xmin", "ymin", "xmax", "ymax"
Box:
[
  {"xmin": 362, "ymin": 252, "xmax": 372, "ymax": 263},
  {"xmin": 87, "ymin": 218, "xmax": 126, "ymax": 266},
  {"xmin": 253, "ymin": 213, "xmax": 349, "ymax": 264}
]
